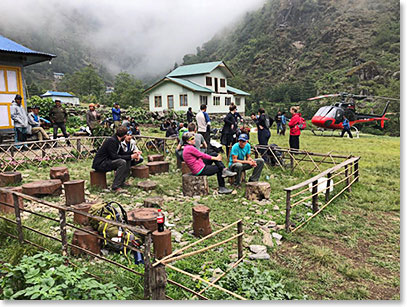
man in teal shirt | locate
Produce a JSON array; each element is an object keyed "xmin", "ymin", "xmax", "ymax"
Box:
[{"xmin": 228, "ymin": 134, "xmax": 264, "ymax": 186}]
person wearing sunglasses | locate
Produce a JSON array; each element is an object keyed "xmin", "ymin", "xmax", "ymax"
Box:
[{"xmin": 182, "ymin": 132, "xmax": 236, "ymax": 194}]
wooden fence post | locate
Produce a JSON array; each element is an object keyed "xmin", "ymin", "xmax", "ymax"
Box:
[
  {"xmin": 151, "ymin": 264, "xmax": 167, "ymax": 300},
  {"xmin": 13, "ymin": 193, "xmax": 23, "ymax": 243},
  {"xmin": 354, "ymin": 160, "xmax": 359, "ymax": 182},
  {"xmin": 76, "ymin": 139, "xmax": 82, "ymax": 154},
  {"xmin": 237, "ymin": 221, "xmax": 243, "ymax": 259},
  {"xmin": 144, "ymin": 233, "xmax": 152, "ymax": 300},
  {"xmin": 59, "ymin": 209, "xmax": 68, "ymax": 259},
  {"xmin": 345, "ymin": 165, "xmax": 351, "ymax": 192},
  {"xmin": 311, "ymin": 180, "xmax": 319, "ymax": 213},
  {"xmin": 285, "ymin": 191, "xmax": 291, "ymax": 232},
  {"xmin": 325, "ymin": 173, "xmax": 332, "ymax": 202}
]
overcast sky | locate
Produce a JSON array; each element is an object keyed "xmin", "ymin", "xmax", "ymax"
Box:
[{"xmin": 0, "ymin": 0, "xmax": 266, "ymax": 77}]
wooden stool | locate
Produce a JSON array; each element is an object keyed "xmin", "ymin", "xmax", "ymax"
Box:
[
  {"xmin": 153, "ymin": 229, "xmax": 172, "ymax": 259},
  {"xmin": 192, "ymin": 205, "xmax": 212, "ymax": 237},
  {"xmin": 90, "ymin": 170, "xmax": 107, "ymax": 189},
  {"xmin": 131, "ymin": 165, "xmax": 149, "ymax": 178},
  {"xmin": 181, "ymin": 162, "xmax": 191, "ymax": 174},
  {"xmin": 0, "ymin": 172, "xmax": 22, "ymax": 187},
  {"xmin": 71, "ymin": 226, "xmax": 101, "ymax": 256},
  {"xmin": 72, "ymin": 202, "xmax": 95, "ymax": 226},
  {"xmin": 50, "ymin": 166, "xmax": 70, "ymax": 183},
  {"xmin": 148, "ymin": 154, "xmax": 164, "ymax": 162},
  {"xmin": 147, "ymin": 161, "xmax": 170, "ymax": 175},
  {"xmin": 22, "ymin": 179, "xmax": 62, "ymax": 196},
  {"xmin": 0, "ymin": 186, "xmax": 24, "ymax": 214},
  {"xmin": 137, "ymin": 181, "xmax": 157, "ymax": 191},
  {"xmin": 228, "ymin": 171, "xmax": 246, "ymax": 185},
  {"xmin": 182, "ymin": 174, "xmax": 209, "ymax": 197},
  {"xmin": 245, "ymin": 182, "xmax": 271, "ymax": 200},
  {"xmin": 128, "ymin": 208, "xmax": 159, "ymax": 231},
  {"xmin": 144, "ymin": 197, "xmax": 164, "ymax": 208},
  {"xmin": 64, "ymin": 180, "xmax": 85, "ymax": 206}
]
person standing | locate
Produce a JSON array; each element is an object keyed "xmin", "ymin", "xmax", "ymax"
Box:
[
  {"xmin": 10, "ymin": 94, "xmax": 29, "ymax": 146},
  {"xmin": 221, "ymin": 104, "xmax": 237, "ymax": 157},
  {"xmin": 275, "ymin": 111, "xmax": 282, "ymax": 135},
  {"xmin": 257, "ymin": 108, "xmax": 271, "ymax": 145},
  {"xmin": 280, "ymin": 111, "xmax": 287, "ymax": 136},
  {"xmin": 49, "ymin": 100, "xmax": 70, "ymax": 145},
  {"xmin": 86, "ymin": 103, "xmax": 101, "ymax": 135},
  {"xmin": 92, "ymin": 126, "xmax": 140, "ymax": 192},
  {"xmin": 288, "ymin": 106, "xmax": 302, "ymax": 150},
  {"xmin": 186, "ymin": 107, "xmax": 194, "ymax": 123},
  {"xmin": 28, "ymin": 106, "xmax": 50, "ymax": 141},
  {"xmin": 196, "ymin": 104, "xmax": 211, "ymax": 145},
  {"xmin": 340, "ymin": 116, "xmax": 353, "ymax": 138},
  {"xmin": 112, "ymin": 103, "xmax": 121, "ymax": 128}
]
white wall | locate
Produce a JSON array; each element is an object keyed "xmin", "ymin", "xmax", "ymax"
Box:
[{"xmin": 184, "ymin": 68, "xmax": 228, "ymax": 94}]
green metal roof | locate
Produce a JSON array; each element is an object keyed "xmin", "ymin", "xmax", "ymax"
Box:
[
  {"xmin": 167, "ymin": 61, "xmax": 233, "ymax": 77},
  {"xmin": 167, "ymin": 77, "xmax": 213, "ymax": 93},
  {"xmin": 227, "ymin": 85, "xmax": 250, "ymax": 96}
]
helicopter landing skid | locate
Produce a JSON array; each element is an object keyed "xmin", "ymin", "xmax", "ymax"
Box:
[{"xmin": 350, "ymin": 126, "xmax": 359, "ymax": 138}]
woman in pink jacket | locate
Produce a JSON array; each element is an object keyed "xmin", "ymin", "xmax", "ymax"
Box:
[
  {"xmin": 288, "ymin": 106, "xmax": 301, "ymax": 150},
  {"xmin": 182, "ymin": 132, "xmax": 236, "ymax": 194}
]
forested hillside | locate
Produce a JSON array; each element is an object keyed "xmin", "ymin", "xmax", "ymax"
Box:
[{"xmin": 182, "ymin": 0, "xmax": 400, "ymax": 117}]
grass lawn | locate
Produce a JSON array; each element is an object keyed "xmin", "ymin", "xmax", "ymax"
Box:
[{"xmin": 0, "ymin": 126, "xmax": 400, "ymax": 300}]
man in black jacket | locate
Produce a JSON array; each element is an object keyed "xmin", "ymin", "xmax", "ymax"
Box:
[
  {"xmin": 221, "ymin": 105, "xmax": 238, "ymax": 157},
  {"xmin": 92, "ymin": 126, "xmax": 140, "ymax": 192}
]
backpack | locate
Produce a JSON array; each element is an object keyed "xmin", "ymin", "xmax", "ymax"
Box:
[
  {"xmin": 297, "ymin": 117, "xmax": 307, "ymax": 130},
  {"xmin": 265, "ymin": 115, "xmax": 271, "ymax": 129}
]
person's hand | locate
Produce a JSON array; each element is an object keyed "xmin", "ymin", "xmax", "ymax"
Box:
[
  {"xmin": 259, "ymin": 125, "xmax": 264, "ymax": 130},
  {"xmin": 212, "ymin": 155, "xmax": 222, "ymax": 161},
  {"xmin": 131, "ymin": 153, "xmax": 139, "ymax": 160}
]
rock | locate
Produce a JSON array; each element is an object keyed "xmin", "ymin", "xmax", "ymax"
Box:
[
  {"xmin": 272, "ymin": 232, "xmax": 283, "ymax": 241},
  {"xmin": 273, "ymin": 205, "xmax": 279, "ymax": 211},
  {"xmin": 257, "ymin": 219, "xmax": 267, "ymax": 225},
  {"xmin": 249, "ymin": 245, "xmax": 267, "ymax": 254},
  {"xmin": 276, "ymin": 224, "xmax": 285, "ymax": 231},
  {"xmin": 307, "ymin": 212, "xmax": 313, "ymax": 216},
  {"xmin": 266, "ymin": 221, "xmax": 277, "ymax": 228},
  {"xmin": 260, "ymin": 228, "xmax": 274, "ymax": 248},
  {"xmin": 213, "ymin": 268, "xmax": 224, "ymax": 276},
  {"xmin": 244, "ymin": 216, "xmax": 250, "ymax": 220},
  {"xmin": 249, "ymin": 253, "xmax": 270, "ymax": 260},
  {"xmin": 231, "ymin": 190, "xmax": 237, "ymax": 195},
  {"xmin": 172, "ymin": 230, "xmax": 183, "ymax": 243},
  {"xmin": 229, "ymin": 253, "xmax": 238, "ymax": 259},
  {"xmin": 242, "ymin": 201, "xmax": 249, "ymax": 205}
]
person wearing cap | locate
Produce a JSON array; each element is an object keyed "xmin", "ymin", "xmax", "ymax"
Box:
[
  {"xmin": 86, "ymin": 103, "xmax": 101, "ymax": 135},
  {"xmin": 28, "ymin": 106, "xmax": 50, "ymax": 141},
  {"xmin": 228, "ymin": 133, "xmax": 264, "ymax": 187},
  {"xmin": 49, "ymin": 99, "xmax": 70, "ymax": 145},
  {"xmin": 10, "ymin": 94, "xmax": 29, "ymax": 145},
  {"xmin": 182, "ymin": 132, "xmax": 236, "ymax": 194},
  {"xmin": 112, "ymin": 103, "xmax": 121, "ymax": 128},
  {"xmin": 121, "ymin": 130, "xmax": 143, "ymax": 166}
]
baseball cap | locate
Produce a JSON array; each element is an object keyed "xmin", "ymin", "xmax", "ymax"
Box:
[
  {"xmin": 14, "ymin": 94, "xmax": 22, "ymax": 100},
  {"xmin": 238, "ymin": 134, "xmax": 248, "ymax": 141}
]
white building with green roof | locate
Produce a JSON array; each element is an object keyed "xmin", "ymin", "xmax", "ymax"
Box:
[{"xmin": 144, "ymin": 61, "xmax": 250, "ymax": 114}]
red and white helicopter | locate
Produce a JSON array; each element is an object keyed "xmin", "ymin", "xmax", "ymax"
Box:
[{"xmin": 307, "ymin": 93, "xmax": 398, "ymax": 136}]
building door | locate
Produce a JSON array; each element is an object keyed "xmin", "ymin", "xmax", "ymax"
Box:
[
  {"xmin": 214, "ymin": 78, "xmax": 218, "ymax": 93},
  {"xmin": 167, "ymin": 95, "xmax": 174, "ymax": 109}
]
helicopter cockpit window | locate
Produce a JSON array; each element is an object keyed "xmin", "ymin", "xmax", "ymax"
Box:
[
  {"xmin": 325, "ymin": 108, "xmax": 338, "ymax": 119},
  {"xmin": 334, "ymin": 108, "xmax": 344, "ymax": 124},
  {"xmin": 315, "ymin": 106, "xmax": 332, "ymax": 117}
]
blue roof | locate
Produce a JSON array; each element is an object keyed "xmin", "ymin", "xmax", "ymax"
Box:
[
  {"xmin": 167, "ymin": 77, "xmax": 213, "ymax": 93},
  {"xmin": 0, "ymin": 35, "xmax": 56, "ymax": 66},
  {"xmin": 167, "ymin": 61, "xmax": 233, "ymax": 77},
  {"xmin": 41, "ymin": 91, "xmax": 75, "ymax": 97},
  {"xmin": 227, "ymin": 85, "xmax": 250, "ymax": 96}
]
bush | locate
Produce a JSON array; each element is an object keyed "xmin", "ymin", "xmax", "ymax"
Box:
[{"xmin": 1, "ymin": 251, "xmax": 131, "ymax": 300}]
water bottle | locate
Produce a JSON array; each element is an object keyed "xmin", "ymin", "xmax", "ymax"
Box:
[{"xmin": 157, "ymin": 209, "xmax": 165, "ymax": 232}]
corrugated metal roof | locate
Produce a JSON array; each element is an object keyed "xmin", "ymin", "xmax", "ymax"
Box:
[
  {"xmin": 227, "ymin": 85, "xmax": 250, "ymax": 96},
  {"xmin": 167, "ymin": 77, "xmax": 213, "ymax": 93},
  {"xmin": 167, "ymin": 61, "xmax": 228, "ymax": 77},
  {"xmin": 41, "ymin": 91, "xmax": 75, "ymax": 97},
  {"xmin": 0, "ymin": 35, "xmax": 56, "ymax": 57}
]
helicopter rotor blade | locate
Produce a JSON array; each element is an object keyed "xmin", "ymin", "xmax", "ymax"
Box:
[
  {"xmin": 366, "ymin": 96, "xmax": 400, "ymax": 101},
  {"xmin": 307, "ymin": 94, "xmax": 340, "ymax": 101}
]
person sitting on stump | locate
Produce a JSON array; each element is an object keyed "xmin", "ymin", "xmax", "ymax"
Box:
[
  {"xmin": 182, "ymin": 132, "xmax": 236, "ymax": 194},
  {"xmin": 228, "ymin": 134, "xmax": 264, "ymax": 187},
  {"xmin": 121, "ymin": 130, "xmax": 144, "ymax": 166},
  {"xmin": 92, "ymin": 126, "xmax": 140, "ymax": 192}
]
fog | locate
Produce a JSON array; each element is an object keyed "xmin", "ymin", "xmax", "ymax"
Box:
[{"xmin": 0, "ymin": 0, "xmax": 266, "ymax": 78}]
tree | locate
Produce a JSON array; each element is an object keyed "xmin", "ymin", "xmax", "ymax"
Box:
[{"xmin": 110, "ymin": 72, "xmax": 145, "ymax": 108}]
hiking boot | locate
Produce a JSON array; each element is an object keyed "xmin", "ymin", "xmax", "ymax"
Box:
[
  {"xmin": 112, "ymin": 187, "xmax": 122, "ymax": 193},
  {"xmin": 222, "ymin": 169, "xmax": 237, "ymax": 178},
  {"xmin": 218, "ymin": 187, "xmax": 233, "ymax": 194}
]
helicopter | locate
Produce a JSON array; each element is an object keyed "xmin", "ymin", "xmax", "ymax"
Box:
[{"xmin": 306, "ymin": 93, "xmax": 398, "ymax": 136}]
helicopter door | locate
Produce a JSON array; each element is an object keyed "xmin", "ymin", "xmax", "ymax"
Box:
[{"xmin": 334, "ymin": 108, "xmax": 344, "ymax": 124}]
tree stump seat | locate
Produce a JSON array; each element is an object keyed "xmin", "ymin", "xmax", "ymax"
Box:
[
  {"xmin": 0, "ymin": 186, "xmax": 24, "ymax": 213},
  {"xmin": 64, "ymin": 180, "xmax": 85, "ymax": 206},
  {"xmin": 182, "ymin": 174, "xmax": 209, "ymax": 197},
  {"xmin": 181, "ymin": 162, "xmax": 191, "ymax": 174},
  {"xmin": 22, "ymin": 179, "xmax": 62, "ymax": 196},
  {"xmin": 148, "ymin": 154, "xmax": 165, "ymax": 162},
  {"xmin": 50, "ymin": 166, "xmax": 70, "ymax": 183},
  {"xmin": 131, "ymin": 165, "xmax": 149, "ymax": 178},
  {"xmin": 147, "ymin": 161, "xmax": 170, "ymax": 175},
  {"xmin": 228, "ymin": 171, "xmax": 246, "ymax": 185},
  {"xmin": 0, "ymin": 172, "xmax": 22, "ymax": 187},
  {"xmin": 137, "ymin": 181, "xmax": 157, "ymax": 191},
  {"xmin": 192, "ymin": 205, "xmax": 212, "ymax": 237},
  {"xmin": 144, "ymin": 197, "xmax": 164, "ymax": 208},
  {"xmin": 128, "ymin": 208, "xmax": 159, "ymax": 231},
  {"xmin": 90, "ymin": 170, "xmax": 107, "ymax": 189},
  {"xmin": 72, "ymin": 202, "xmax": 95, "ymax": 226},
  {"xmin": 153, "ymin": 229, "xmax": 172, "ymax": 259},
  {"xmin": 71, "ymin": 226, "xmax": 101, "ymax": 256},
  {"xmin": 245, "ymin": 182, "xmax": 271, "ymax": 200}
]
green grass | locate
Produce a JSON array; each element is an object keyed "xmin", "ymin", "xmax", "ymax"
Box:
[{"xmin": 0, "ymin": 126, "xmax": 400, "ymax": 300}]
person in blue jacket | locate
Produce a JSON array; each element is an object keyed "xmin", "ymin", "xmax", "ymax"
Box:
[
  {"xmin": 112, "ymin": 103, "xmax": 121, "ymax": 128},
  {"xmin": 341, "ymin": 116, "xmax": 353, "ymax": 138}
]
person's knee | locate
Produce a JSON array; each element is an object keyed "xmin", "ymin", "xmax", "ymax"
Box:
[
  {"xmin": 232, "ymin": 163, "xmax": 243, "ymax": 170},
  {"xmin": 116, "ymin": 159, "xmax": 127, "ymax": 167},
  {"xmin": 255, "ymin": 158, "xmax": 264, "ymax": 165}
]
